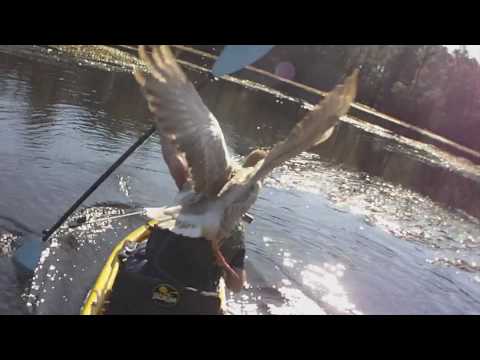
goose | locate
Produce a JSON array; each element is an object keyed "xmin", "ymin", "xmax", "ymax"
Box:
[{"xmin": 134, "ymin": 45, "xmax": 358, "ymax": 276}]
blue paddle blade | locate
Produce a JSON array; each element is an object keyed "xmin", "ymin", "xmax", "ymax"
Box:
[
  {"xmin": 212, "ymin": 45, "xmax": 275, "ymax": 77},
  {"xmin": 13, "ymin": 238, "xmax": 42, "ymax": 273}
]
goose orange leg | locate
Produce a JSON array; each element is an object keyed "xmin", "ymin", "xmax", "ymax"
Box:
[{"xmin": 211, "ymin": 238, "xmax": 240, "ymax": 280}]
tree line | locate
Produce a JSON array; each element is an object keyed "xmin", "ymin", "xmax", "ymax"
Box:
[{"xmin": 193, "ymin": 45, "xmax": 480, "ymax": 153}]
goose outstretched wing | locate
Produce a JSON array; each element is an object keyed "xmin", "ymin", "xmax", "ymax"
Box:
[{"xmin": 135, "ymin": 45, "xmax": 232, "ymax": 197}]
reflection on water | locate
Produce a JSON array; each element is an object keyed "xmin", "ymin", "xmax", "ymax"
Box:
[
  {"xmin": 222, "ymin": 153, "xmax": 480, "ymax": 315},
  {"xmin": 301, "ymin": 263, "xmax": 361, "ymax": 315},
  {"xmin": 1, "ymin": 45, "xmax": 480, "ymax": 314}
]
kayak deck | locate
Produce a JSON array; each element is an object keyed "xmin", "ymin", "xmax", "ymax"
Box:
[{"xmin": 80, "ymin": 220, "xmax": 226, "ymax": 315}]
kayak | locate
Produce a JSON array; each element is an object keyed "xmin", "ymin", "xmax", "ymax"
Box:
[{"xmin": 80, "ymin": 220, "xmax": 227, "ymax": 315}]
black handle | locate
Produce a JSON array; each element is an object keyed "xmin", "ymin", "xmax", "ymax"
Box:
[{"xmin": 42, "ymin": 126, "xmax": 156, "ymax": 241}]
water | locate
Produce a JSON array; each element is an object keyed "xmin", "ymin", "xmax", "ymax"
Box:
[{"xmin": 1, "ymin": 45, "xmax": 480, "ymax": 315}]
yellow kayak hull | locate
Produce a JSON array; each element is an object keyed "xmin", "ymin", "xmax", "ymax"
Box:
[{"xmin": 80, "ymin": 220, "xmax": 226, "ymax": 315}]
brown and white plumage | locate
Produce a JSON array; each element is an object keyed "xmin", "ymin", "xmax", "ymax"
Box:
[
  {"xmin": 135, "ymin": 45, "xmax": 358, "ymax": 249},
  {"xmin": 135, "ymin": 45, "xmax": 232, "ymax": 199}
]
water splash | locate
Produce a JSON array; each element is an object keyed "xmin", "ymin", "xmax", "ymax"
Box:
[
  {"xmin": 23, "ymin": 205, "xmax": 140, "ymax": 313},
  {"xmin": 117, "ymin": 175, "xmax": 132, "ymax": 198},
  {"xmin": 0, "ymin": 231, "xmax": 18, "ymax": 257}
]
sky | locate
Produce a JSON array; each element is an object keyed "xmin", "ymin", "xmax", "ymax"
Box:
[{"xmin": 445, "ymin": 45, "xmax": 480, "ymax": 60}]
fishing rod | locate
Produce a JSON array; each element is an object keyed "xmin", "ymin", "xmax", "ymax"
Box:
[
  {"xmin": 67, "ymin": 209, "xmax": 255, "ymax": 229},
  {"xmin": 41, "ymin": 126, "xmax": 156, "ymax": 242},
  {"xmin": 66, "ymin": 210, "xmax": 147, "ymax": 229}
]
